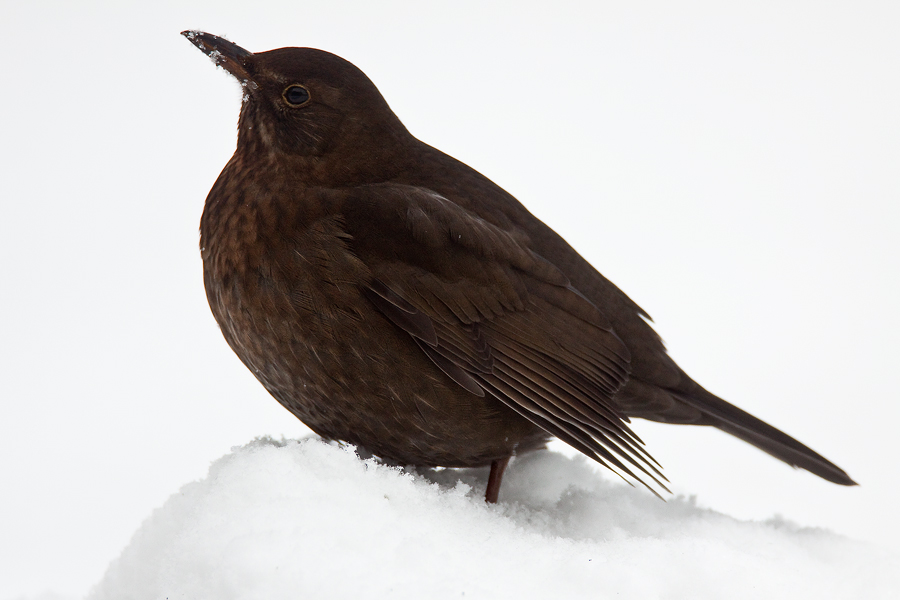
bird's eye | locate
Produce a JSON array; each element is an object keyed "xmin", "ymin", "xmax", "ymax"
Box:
[{"xmin": 282, "ymin": 85, "xmax": 310, "ymax": 107}]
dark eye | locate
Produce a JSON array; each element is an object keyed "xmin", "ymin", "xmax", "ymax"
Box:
[{"xmin": 283, "ymin": 85, "xmax": 310, "ymax": 106}]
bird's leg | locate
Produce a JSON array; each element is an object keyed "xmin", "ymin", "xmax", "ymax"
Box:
[{"xmin": 485, "ymin": 456, "xmax": 511, "ymax": 503}]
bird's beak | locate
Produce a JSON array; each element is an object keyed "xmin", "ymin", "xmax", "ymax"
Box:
[{"xmin": 182, "ymin": 30, "xmax": 257, "ymax": 89}]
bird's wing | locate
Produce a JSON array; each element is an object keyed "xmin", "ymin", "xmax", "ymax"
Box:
[{"xmin": 337, "ymin": 183, "xmax": 668, "ymax": 493}]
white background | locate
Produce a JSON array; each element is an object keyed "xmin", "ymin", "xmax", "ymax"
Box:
[{"xmin": 2, "ymin": 1, "xmax": 897, "ymax": 597}]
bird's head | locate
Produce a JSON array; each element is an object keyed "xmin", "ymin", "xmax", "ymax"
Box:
[{"xmin": 182, "ymin": 31, "xmax": 410, "ymax": 180}]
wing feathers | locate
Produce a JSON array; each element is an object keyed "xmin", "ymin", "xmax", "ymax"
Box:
[
  {"xmin": 415, "ymin": 339, "xmax": 486, "ymax": 397},
  {"xmin": 350, "ymin": 184, "xmax": 666, "ymax": 493},
  {"xmin": 364, "ymin": 279, "xmax": 438, "ymax": 346},
  {"xmin": 489, "ymin": 356, "xmax": 664, "ymax": 479},
  {"xmin": 478, "ymin": 375, "xmax": 669, "ymax": 497}
]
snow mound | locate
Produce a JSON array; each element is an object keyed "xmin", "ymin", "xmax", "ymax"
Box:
[{"xmin": 88, "ymin": 438, "xmax": 896, "ymax": 600}]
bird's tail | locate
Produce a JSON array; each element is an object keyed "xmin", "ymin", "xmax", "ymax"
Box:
[{"xmin": 672, "ymin": 386, "xmax": 857, "ymax": 486}]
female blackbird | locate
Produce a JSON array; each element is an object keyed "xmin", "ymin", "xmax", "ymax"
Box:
[{"xmin": 183, "ymin": 31, "xmax": 855, "ymax": 503}]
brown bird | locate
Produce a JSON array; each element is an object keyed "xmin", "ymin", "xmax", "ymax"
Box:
[{"xmin": 183, "ymin": 31, "xmax": 855, "ymax": 503}]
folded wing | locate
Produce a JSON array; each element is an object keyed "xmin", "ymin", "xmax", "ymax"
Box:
[{"xmin": 339, "ymin": 184, "xmax": 669, "ymax": 494}]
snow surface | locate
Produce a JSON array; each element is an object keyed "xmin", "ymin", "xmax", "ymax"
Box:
[{"xmin": 87, "ymin": 438, "xmax": 896, "ymax": 600}]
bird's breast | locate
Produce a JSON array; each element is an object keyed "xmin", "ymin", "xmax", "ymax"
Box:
[
  {"xmin": 197, "ymin": 167, "xmax": 547, "ymax": 466},
  {"xmin": 202, "ymin": 181, "xmax": 368, "ymax": 374}
]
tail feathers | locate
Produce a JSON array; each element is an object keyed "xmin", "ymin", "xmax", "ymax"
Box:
[{"xmin": 673, "ymin": 388, "xmax": 857, "ymax": 486}]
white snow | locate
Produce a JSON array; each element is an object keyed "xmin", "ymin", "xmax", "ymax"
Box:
[{"xmin": 86, "ymin": 438, "xmax": 896, "ymax": 600}]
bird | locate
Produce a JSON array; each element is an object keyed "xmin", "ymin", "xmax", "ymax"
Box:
[{"xmin": 182, "ymin": 31, "xmax": 855, "ymax": 503}]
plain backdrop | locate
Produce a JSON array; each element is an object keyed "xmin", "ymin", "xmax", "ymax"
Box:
[{"xmin": 1, "ymin": 1, "xmax": 897, "ymax": 598}]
